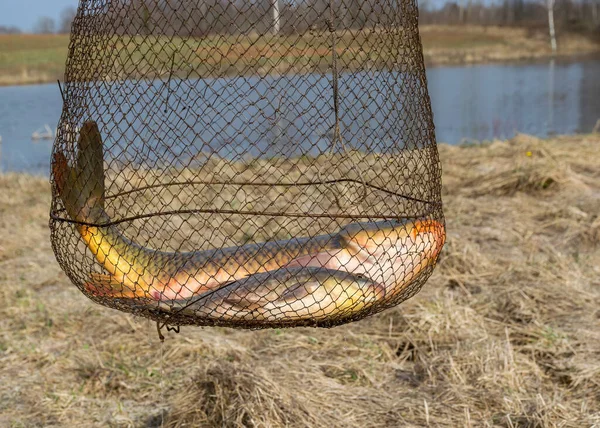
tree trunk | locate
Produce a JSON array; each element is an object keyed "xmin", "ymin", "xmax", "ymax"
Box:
[
  {"xmin": 547, "ymin": 0, "xmax": 557, "ymax": 54},
  {"xmin": 272, "ymin": 0, "xmax": 280, "ymax": 34},
  {"xmin": 467, "ymin": 0, "xmax": 473, "ymax": 23}
]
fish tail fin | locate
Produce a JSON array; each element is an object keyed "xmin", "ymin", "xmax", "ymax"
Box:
[{"xmin": 53, "ymin": 121, "xmax": 106, "ymax": 223}]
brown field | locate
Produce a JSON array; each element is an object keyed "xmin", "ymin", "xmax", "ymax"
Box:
[
  {"xmin": 420, "ymin": 25, "xmax": 600, "ymax": 65},
  {"xmin": 1, "ymin": 133, "xmax": 599, "ymax": 426},
  {"xmin": 1, "ymin": 25, "xmax": 599, "ymax": 86},
  {"xmin": 0, "ymin": 34, "xmax": 69, "ymax": 86}
]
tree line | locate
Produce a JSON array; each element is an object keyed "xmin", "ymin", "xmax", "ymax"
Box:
[
  {"xmin": 16, "ymin": 0, "xmax": 600, "ymax": 36},
  {"xmin": 420, "ymin": 0, "xmax": 599, "ymax": 31},
  {"xmin": 0, "ymin": 7, "xmax": 78, "ymax": 35},
  {"xmin": 106, "ymin": 0, "xmax": 401, "ymax": 36},
  {"xmin": 113, "ymin": 0, "xmax": 600, "ymax": 35}
]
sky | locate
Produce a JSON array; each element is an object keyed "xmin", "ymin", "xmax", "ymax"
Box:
[{"xmin": 0, "ymin": 0, "xmax": 79, "ymax": 31}]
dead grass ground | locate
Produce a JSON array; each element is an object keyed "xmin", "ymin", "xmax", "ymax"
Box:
[
  {"xmin": 0, "ymin": 134, "xmax": 599, "ymax": 427},
  {"xmin": 420, "ymin": 25, "xmax": 600, "ymax": 65},
  {"xmin": 0, "ymin": 34, "xmax": 69, "ymax": 86},
  {"xmin": 1, "ymin": 26, "xmax": 599, "ymax": 86}
]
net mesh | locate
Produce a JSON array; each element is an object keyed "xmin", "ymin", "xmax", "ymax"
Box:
[{"xmin": 50, "ymin": 0, "xmax": 445, "ymax": 329}]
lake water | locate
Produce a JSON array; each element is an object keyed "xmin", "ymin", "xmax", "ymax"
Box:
[{"xmin": 1, "ymin": 57, "xmax": 599, "ymax": 175}]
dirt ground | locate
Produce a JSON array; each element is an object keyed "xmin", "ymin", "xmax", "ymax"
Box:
[{"xmin": 0, "ymin": 133, "xmax": 599, "ymax": 427}]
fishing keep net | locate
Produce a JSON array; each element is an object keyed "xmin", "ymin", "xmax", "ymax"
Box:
[{"xmin": 50, "ymin": 0, "xmax": 445, "ymax": 330}]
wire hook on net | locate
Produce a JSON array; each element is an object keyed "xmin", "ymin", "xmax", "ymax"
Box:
[
  {"xmin": 50, "ymin": 0, "xmax": 445, "ymax": 330},
  {"xmin": 156, "ymin": 321, "xmax": 180, "ymax": 343}
]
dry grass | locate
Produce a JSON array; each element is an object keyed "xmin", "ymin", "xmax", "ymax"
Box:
[
  {"xmin": 420, "ymin": 25, "xmax": 600, "ymax": 65},
  {"xmin": 1, "ymin": 26, "xmax": 599, "ymax": 86},
  {"xmin": 0, "ymin": 34, "xmax": 70, "ymax": 86},
  {"xmin": 1, "ymin": 134, "xmax": 599, "ymax": 427}
]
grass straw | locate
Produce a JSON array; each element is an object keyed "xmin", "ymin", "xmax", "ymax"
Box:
[{"xmin": 0, "ymin": 133, "xmax": 598, "ymax": 427}]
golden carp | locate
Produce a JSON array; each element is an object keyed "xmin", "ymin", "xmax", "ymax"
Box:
[
  {"xmin": 54, "ymin": 121, "xmax": 445, "ymax": 309},
  {"xmin": 157, "ymin": 267, "xmax": 385, "ymax": 323},
  {"xmin": 286, "ymin": 218, "xmax": 445, "ymax": 297},
  {"xmin": 54, "ymin": 121, "xmax": 342, "ymax": 300}
]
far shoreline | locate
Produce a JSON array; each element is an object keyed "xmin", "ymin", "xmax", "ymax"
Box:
[
  {"xmin": 2, "ymin": 51, "xmax": 600, "ymax": 89},
  {"xmin": 1, "ymin": 25, "xmax": 599, "ymax": 88},
  {"xmin": 424, "ymin": 50, "xmax": 600, "ymax": 69}
]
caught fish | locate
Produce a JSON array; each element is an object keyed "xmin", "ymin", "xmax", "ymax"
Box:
[
  {"xmin": 53, "ymin": 122, "xmax": 342, "ymax": 300},
  {"xmin": 286, "ymin": 218, "xmax": 445, "ymax": 297},
  {"xmin": 157, "ymin": 267, "xmax": 385, "ymax": 323},
  {"xmin": 54, "ymin": 120, "xmax": 445, "ymax": 308}
]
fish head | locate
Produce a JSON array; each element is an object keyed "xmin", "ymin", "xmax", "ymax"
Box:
[
  {"xmin": 340, "ymin": 218, "xmax": 445, "ymax": 262},
  {"xmin": 279, "ymin": 270, "xmax": 386, "ymax": 320},
  {"xmin": 304, "ymin": 269, "xmax": 386, "ymax": 305},
  {"xmin": 405, "ymin": 219, "xmax": 446, "ymax": 261}
]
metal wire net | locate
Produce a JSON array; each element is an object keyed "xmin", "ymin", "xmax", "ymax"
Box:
[{"xmin": 50, "ymin": 0, "xmax": 445, "ymax": 329}]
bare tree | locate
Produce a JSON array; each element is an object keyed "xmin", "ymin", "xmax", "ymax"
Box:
[
  {"xmin": 96, "ymin": 0, "xmax": 600, "ymax": 37},
  {"xmin": 33, "ymin": 16, "xmax": 56, "ymax": 34},
  {"xmin": 272, "ymin": 0, "xmax": 280, "ymax": 34},
  {"xmin": 0, "ymin": 25, "xmax": 22, "ymax": 34},
  {"xmin": 59, "ymin": 7, "xmax": 77, "ymax": 34},
  {"xmin": 545, "ymin": 0, "xmax": 558, "ymax": 53}
]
